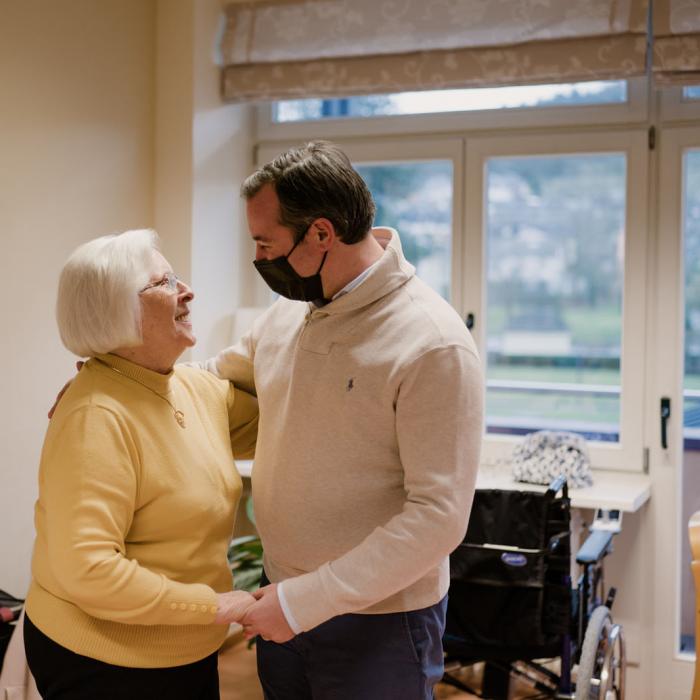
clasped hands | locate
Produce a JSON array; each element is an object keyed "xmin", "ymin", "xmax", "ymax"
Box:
[{"xmin": 215, "ymin": 583, "xmax": 295, "ymax": 643}]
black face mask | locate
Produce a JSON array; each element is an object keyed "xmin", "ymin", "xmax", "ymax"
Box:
[{"xmin": 253, "ymin": 235, "xmax": 328, "ymax": 302}]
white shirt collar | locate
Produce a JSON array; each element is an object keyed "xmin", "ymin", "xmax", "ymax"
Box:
[{"xmin": 313, "ymin": 259, "xmax": 380, "ymax": 308}]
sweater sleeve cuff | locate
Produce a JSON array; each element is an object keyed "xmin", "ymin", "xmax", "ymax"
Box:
[
  {"xmin": 276, "ymin": 581, "xmax": 303, "ymax": 635},
  {"xmin": 276, "ymin": 566, "xmax": 342, "ymax": 632}
]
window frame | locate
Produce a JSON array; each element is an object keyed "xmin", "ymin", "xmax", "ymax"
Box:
[
  {"xmin": 464, "ymin": 130, "xmax": 650, "ymax": 472},
  {"xmin": 255, "ymin": 78, "xmax": 648, "ymax": 142},
  {"xmin": 660, "ymin": 85, "xmax": 700, "ymax": 123}
]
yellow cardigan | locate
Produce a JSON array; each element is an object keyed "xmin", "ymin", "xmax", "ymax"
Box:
[{"xmin": 25, "ymin": 354, "xmax": 257, "ymax": 668}]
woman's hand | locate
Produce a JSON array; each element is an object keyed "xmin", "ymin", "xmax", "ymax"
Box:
[{"xmin": 214, "ymin": 590, "xmax": 256, "ymax": 625}]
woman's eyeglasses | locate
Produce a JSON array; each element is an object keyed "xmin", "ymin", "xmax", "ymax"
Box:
[{"xmin": 140, "ymin": 272, "xmax": 180, "ymax": 294}]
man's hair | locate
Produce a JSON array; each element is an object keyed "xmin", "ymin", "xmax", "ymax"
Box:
[
  {"xmin": 56, "ymin": 229, "xmax": 157, "ymax": 357},
  {"xmin": 241, "ymin": 141, "xmax": 376, "ymax": 245}
]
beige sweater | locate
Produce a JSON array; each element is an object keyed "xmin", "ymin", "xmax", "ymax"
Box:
[
  {"xmin": 26, "ymin": 354, "xmax": 257, "ymax": 667},
  {"xmin": 205, "ymin": 229, "xmax": 483, "ymax": 632}
]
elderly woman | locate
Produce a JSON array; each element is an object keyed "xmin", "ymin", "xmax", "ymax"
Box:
[{"xmin": 23, "ymin": 229, "xmax": 257, "ymax": 699}]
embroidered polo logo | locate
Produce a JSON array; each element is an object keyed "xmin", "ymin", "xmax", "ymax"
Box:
[{"xmin": 346, "ymin": 378, "xmax": 354, "ymax": 391}]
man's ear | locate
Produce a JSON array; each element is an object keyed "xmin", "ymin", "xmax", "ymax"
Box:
[{"xmin": 310, "ymin": 218, "xmax": 336, "ymax": 250}]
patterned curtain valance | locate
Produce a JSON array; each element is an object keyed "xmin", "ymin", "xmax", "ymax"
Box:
[
  {"xmin": 220, "ymin": 0, "xmax": 649, "ymax": 103},
  {"xmin": 652, "ymin": 0, "xmax": 700, "ymax": 85}
]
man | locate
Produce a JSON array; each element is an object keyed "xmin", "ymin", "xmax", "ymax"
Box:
[{"xmin": 202, "ymin": 141, "xmax": 483, "ymax": 699}]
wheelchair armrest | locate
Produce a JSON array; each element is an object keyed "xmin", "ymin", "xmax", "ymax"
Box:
[{"xmin": 575, "ymin": 529, "xmax": 613, "ymax": 565}]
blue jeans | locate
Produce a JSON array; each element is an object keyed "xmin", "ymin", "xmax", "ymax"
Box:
[{"xmin": 256, "ymin": 594, "xmax": 447, "ymax": 700}]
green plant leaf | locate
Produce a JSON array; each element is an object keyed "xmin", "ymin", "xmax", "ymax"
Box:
[
  {"xmin": 230, "ymin": 534, "xmax": 260, "ymax": 547},
  {"xmin": 228, "ymin": 528, "xmax": 264, "ymax": 594},
  {"xmin": 233, "ymin": 566, "xmax": 263, "ymax": 593},
  {"xmin": 246, "ymin": 496, "xmax": 256, "ymax": 526}
]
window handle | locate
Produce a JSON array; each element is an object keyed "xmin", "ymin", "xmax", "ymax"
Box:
[
  {"xmin": 465, "ymin": 313, "xmax": 475, "ymax": 330},
  {"xmin": 660, "ymin": 397, "xmax": 671, "ymax": 450}
]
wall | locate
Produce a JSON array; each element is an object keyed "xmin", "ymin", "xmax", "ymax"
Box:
[
  {"xmin": 0, "ymin": 0, "xmax": 255, "ymax": 597},
  {"xmin": 154, "ymin": 0, "xmax": 255, "ymax": 363},
  {"xmin": 0, "ymin": 0, "xmax": 156, "ymax": 596}
]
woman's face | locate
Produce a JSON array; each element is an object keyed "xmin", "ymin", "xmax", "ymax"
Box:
[{"xmin": 139, "ymin": 251, "xmax": 196, "ymax": 361}]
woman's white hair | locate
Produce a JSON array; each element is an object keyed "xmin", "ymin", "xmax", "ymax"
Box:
[{"xmin": 56, "ymin": 229, "xmax": 159, "ymax": 357}]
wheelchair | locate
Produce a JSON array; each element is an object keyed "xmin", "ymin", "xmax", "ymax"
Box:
[{"xmin": 442, "ymin": 475, "xmax": 626, "ymax": 699}]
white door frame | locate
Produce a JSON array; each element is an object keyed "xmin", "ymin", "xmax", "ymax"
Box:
[{"xmin": 650, "ymin": 125, "xmax": 700, "ymax": 699}]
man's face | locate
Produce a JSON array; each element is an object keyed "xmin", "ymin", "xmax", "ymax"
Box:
[{"xmin": 247, "ymin": 184, "xmax": 320, "ymax": 276}]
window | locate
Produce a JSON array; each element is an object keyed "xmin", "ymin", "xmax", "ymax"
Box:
[
  {"xmin": 355, "ymin": 161, "xmax": 453, "ymax": 299},
  {"xmin": 257, "ymin": 92, "xmax": 650, "ymax": 471},
  {"xmin": 274, "ymin": 81, "xmax": 627, "ymax": 123},
  {"xmin": 681, "ymin": 147, "xmax": 700, "ymax": 656},
  {"xmin": 259, "ymin": 80, "xmax": 647, "ymax": 142},
  {"xmin": 684, "ymin": 149, "xmax": 700, "ymax": 445},
  {"xmin": 464, "ymin": 132, "xmax": 647, "ymax": 470},
  {"xmin": 484, "ymin": 153, "xmax": 625, "ymax": 443},
  {"xmin": 257, "ymin": 138, "xmax": 464, "ymax": 307},
  {"xmin": 251, "ymin": 74, "xmax": 700, "ymax": 689}
]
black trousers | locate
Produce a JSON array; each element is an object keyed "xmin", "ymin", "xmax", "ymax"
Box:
[{"xmin": 24, "ymin": 614, "xmax": 219, "ymax": 700}]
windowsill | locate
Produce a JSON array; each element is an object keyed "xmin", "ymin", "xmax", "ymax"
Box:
[
  {"xmin": 476, "ymin": 463, "xmax": 650, "ymax": 513},
  {"xmin": 235, "ymin": 459, "xmax": 651, "ymax": 513},
  {"xmin": 237, "ymin": 460, "xmax": 254, "ymax": 479}
]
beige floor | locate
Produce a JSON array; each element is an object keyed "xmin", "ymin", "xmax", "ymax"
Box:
[
  {"xmin": 219, "ymin": 633, "xmax": 263, "ymax": 700},
  {"xmin": 218, "ymin": 633, "xmax": 535, "ymax": 700}
]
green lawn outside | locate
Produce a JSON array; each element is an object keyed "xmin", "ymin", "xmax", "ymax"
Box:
[
  {"xmin": 487, "ymin": 364, "xmax": 620, "ymax": 385},
  {"xmin": 563, "ymin": 306, "xmax": 621, "ymax": 347},
  {"xmin": 487, "ymin": 366, "xmax": 700, "ymax": 426},
  {"xmin": 487, "ymin": 392, "xmax": 619, "ymax": 425},
  {"xmin": 486, "ymin": 304, "xmax": 621, "ymax": 348}
]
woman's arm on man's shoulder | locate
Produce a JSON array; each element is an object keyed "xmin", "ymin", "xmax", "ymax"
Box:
[{"xmin": 226, "ymin": 385, "xmax": 258, "ymax": 460}]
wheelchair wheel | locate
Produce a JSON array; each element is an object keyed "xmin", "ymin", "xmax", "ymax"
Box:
[{"xmin": 575, "ymin": 605, "xmax": 626, "ymax": 700}]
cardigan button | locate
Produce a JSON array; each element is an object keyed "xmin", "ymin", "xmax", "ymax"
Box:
[
  {"xmin": 169, "ymin": 603, "xmax": 178, "ymax": 610},
  {"xmin": 179, "ymin": 603, "xmax": 187, "ymax": 611}
]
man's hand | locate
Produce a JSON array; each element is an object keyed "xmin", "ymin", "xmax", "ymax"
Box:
[
  {"xmin": 240, "ymin": 583, "xmax": 295, "ymax": 643},
  {"xmin": 214, "ymin": 590, "xmax": 256, "ymax": 625},
  {"xmin": 48, "ymin": 361, "xmax": 84, "ymax": 418}
]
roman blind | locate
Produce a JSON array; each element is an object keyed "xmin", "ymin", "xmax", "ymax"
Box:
[
  {"xmin": 220, "ymin": 0, "xmax": 650, "ymax": 102},
  {"xmin": 652, "ymin": 0, "xmax": 700, "ymax": 84}
]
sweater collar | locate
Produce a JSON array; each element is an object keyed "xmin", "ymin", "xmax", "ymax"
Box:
[
  {"xmin": 91, "ymin": 353, "xmax": 175, "ymax": 395},
  {"xmin": 312, "ymin": 228, "xmax": 414, "ymax": 316}
]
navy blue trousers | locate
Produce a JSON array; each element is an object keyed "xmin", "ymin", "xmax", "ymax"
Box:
[{"xmin": 256, "ymin": 594, "xmax": 447, "ymax": 700}]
